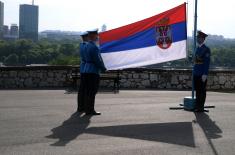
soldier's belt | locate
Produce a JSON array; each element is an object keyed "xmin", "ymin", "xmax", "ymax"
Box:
[
  {"xmin": 194, "ymin": 62, "xmax": 203, "ymax": 64},
  {"xmin": 194, "ymin": 60, "xmax": 204, "ymax": 64}
]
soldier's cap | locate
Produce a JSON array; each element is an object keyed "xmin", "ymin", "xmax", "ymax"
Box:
[
  {"xmin": 87, "ymin": 28, "xmax": 99, "ymax": 34},
  {"xmin": 197, "ymin": 30, "xmax": 208, "ymax": 38},
  {"xmin": 80, "ymin": 31, "xmax": 88, "ymax": 36}
]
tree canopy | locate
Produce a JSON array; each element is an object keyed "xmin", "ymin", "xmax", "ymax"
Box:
[
  {"xmin": 0, "ymin": 35, "xmax": 235, "ymax": 68},
  {"xmin": 0, "ymin": 39, "xmax": 80, "ymax": 66}
]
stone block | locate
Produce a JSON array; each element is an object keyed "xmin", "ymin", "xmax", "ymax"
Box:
[
  {"xmin": 171, "ymin": 76, "xmax": 178, "ymax": 84},
  {"xmin": 150, "ymin": 74, "xmax": 158, "ymax": 80},
  {"xmin": 133, "ymin": 74, "xmax": 139, "ymax": 79},
  {"xmin": 18, "ymin": 71, "xmax": 29, "ymax": 78},
  {"xmin": 29, "ymin": 71, "xmax": 36, "ymax": 77},
  {"xmin": 55, "ymin": 72, "xmax": 62, "ymax": 78},
  {"xmin": 219, "ymin": 76, "xmax": 226, "ymax": 84},
  {"xmin": 211, "ymin": 85, "xmax": 220, "ymax": 90},
  {"xmin": 140, "ymin": 74, "xmax": 149, "ymax": 79},
  {"xmin": 207, "ymin": 79, "xmax": 213, "ymax": 86},
  {"xmin": 214, "ymin": 76, "xmax": 219, "ymax": 82},
  {"xmin": 179, "ymin": 75, "xmax": 189, "ymax": 81},
  {"xmin": 123, "ymin": 80, "xmax": 131, "ymax": 87},
  {"xmin": 231, "ymin": 77, "xmax": 235, "ymax": 82},
  {"xmin": 5, "ymin": 78, "xmax": 15, "ymax": 86},
  {"xmin": 39, "ymin": 81, "xmax": 48, "ymax": 87},
  {"xmin": 141, "ymin": 80, "xmax": 150, "ymax": 86},
  {"xmin": 177, "ymin": 85, "xmax": 183, "ymax": 89},
  {"xmin": 225, "ymin": 81, "xmax": 232, "ymax": 89},
  {"xmin": 166, "ymin": 82, "xmax": 172, "ymax": 89},
  {"xmin": 48, "ymin": 72, "xmax": 54, "ymax": 78},
  {"xmin": 24, "ymin": 78, "xmax": 33, "ymax": 87},
  {"xmin": 120, "ymin": 79, "xmax": 127, "ymax": 83},
  {"xmin": 187, "ymin": 81, "xmax": 192, "ymax": 87},
  {"xmin": 128, "ymin": 74, "xmax": 133, "ymax": 79},
  {"xmin": 37, "ymin": 72, "xmax": 43, "ymax": 79},
  {"xmin": 9, "ymin": 71, "xmax": 17, "ymax": 77}
]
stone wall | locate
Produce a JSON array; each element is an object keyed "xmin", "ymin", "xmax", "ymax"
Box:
[
  {"xmin": 0, "ymin": 66, "xmax": 235, "ymax": 90},
  {"xmin": 0, "ymin": 66, "xmax": 73, "ymax": 89},
  {"xmin": 112, "ymin": 68, "xmax": 235, "ymax": 90}
]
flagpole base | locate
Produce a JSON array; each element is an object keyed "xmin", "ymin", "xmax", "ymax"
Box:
[
  {"xmin": 169, "ymin": 97, "xmax": 215, "ymax": 112},
  {"xmin": 183, "ymin": 96, "xmax": 196, "ymax": 110}
]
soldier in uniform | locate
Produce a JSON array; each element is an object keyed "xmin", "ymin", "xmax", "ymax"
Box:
[
  {"xmin": 81, "ymin": 28, "xmax": 106, "ymax": 115},
  {"xmin": 193, "ymin": 31, "xmax": 211, "ymax": 112},
  {"xmin": 77, "ymin": 31, "xmax": 89, "ymax": 113}
]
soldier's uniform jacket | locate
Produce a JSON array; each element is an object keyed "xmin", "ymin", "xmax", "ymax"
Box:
[
  {"xmin": 193, "ymin": 44, "xmax": 211, "ymax": 76},
  {"xmin": 80, "ymin": 41, "xmax": 106, "ymax": 74},
  {"xmin": 79, "ymin": 42, "xmax": 87, "ymax": 73}
]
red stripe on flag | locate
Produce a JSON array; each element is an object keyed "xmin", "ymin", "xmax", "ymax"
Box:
[{"xmin": 99, "ymin": 3, "xmax": 186, "ymax": 44}]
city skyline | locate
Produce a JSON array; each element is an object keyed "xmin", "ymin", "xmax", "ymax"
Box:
[
  {"xmin": 19, "ymin": 4, "xmax": 38, "ymax": 41},
  {"xmin": 0, "ymin": 1, "xmax": 4, "ymax": 38},
  {"xmin": 1, "ymin": 0, "xmax": 235, "ymax": 38}
]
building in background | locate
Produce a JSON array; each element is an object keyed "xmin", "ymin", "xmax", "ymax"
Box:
[
  {"xmin": 3, "ymin": 25, "xmax": 8, "ymax": 36},
  {"xmin": 101, "ymin": 24, "xmax": 107, "ymax": 32},
  {"xmin": 0, "ymin": 1, "xmax": 4, "ymax": 39},
  {"xmin": 19, "ymin": 4, "xmax": 39, "ymax": 41},
  {"xmin": 10, "ymin": 24, "xmax": 18, "ymax": 37},
  {"xmin": 40, "ymin": 30, "xmax": 81, "ymax": 41},
  {"xmin": 2, "ymin": 24, "xmax": 18, "ymax": 41}
]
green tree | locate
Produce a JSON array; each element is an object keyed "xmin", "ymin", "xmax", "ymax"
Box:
[
  {"xmin": 4, "ymin": 54, "xmax": 19, "ymax": 66},
  {"xmin": 20, "ymin": 55, "xmax": 27, "ymax": 65},
  {"xmin": 48, "ymin": 55, "xmax": 80, "ymax": 65},
  {"xmin": 59, "ymin": 43, "xmax": 77, "ymax": 56}
]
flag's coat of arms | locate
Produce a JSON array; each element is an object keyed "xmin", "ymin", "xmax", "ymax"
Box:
[
  {"xmin": 156, "ymin": 17, "xmax": 172, "ymax": 49},
  {"xmin": 99, "ymin": 3, "xmax": 187, "ymax": 70}
]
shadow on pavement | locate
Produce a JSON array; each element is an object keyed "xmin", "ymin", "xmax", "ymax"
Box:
[
  {"xmin": 86, "ymin": 122, "xmax": 195, "ymax": 147},
  {"xmin": 194, "ymin": 113, "xmax": 222, "ymax": 155},
  {"xmin": 47, "ymin": 115, "xmax": 195, "ymax": 147},
  {"xmin": 46, "ymin": 112, "xmax": 91, "ymax": 146},
  {"xmin": 210, "ymin": 90, "xmax": 235, "ymax": 94}
]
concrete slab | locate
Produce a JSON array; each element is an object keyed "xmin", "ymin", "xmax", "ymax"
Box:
[{"xmin": 0, "ymin": 90, "xmax": 234, "ymax": 155}]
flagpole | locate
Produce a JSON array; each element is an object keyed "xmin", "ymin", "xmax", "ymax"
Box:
[
  {"xmin": 192, "ymin": 0, "xmax": 198, "ymax": 99},
  {"xmin": 179, "ymin": 0, "xmax": 197, "ymax": 111},
  {"xmin": 186, "ymin": 1, "xmax": 189, "ymax": 58}
]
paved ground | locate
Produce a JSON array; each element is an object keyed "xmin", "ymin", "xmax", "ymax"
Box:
[{"xmin": 0, "ymin": 90, "xmax": 235, "ymax": 155}]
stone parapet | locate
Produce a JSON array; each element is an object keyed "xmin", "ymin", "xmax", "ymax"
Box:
[{"xmin": 0, "ymin": 66, "xmax": 234, "ymax": 90}]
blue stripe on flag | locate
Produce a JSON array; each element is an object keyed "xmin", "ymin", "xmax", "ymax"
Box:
[
  {"xmin": 100, "ymin": 28, "xmax": 155, "ymax": 53},
  {"xmin": 100, "ymin": 21, "xmax": 186, "ymax": 53},
  {"xmin": 171, "ymin": 22, "xmax": 187, "ymax": 44}
]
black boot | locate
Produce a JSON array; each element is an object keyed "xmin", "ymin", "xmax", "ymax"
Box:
[{"xmin": 85, "ymin": 95, "xmax": 101, "ymax": 116}]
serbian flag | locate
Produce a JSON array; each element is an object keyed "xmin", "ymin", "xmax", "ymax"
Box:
[{"xmin": 99, "ymin": 3, "xmax": 187, "ymax": 70}]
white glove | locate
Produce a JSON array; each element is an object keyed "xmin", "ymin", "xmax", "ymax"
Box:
[{"xmin": 202, "ymin": 75, "xmax": 207, "ymax": 82}]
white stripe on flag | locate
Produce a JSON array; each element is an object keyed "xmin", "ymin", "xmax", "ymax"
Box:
[{"xmin": 101, "ymin": 40, "xmax": 186, "ymax": 70}]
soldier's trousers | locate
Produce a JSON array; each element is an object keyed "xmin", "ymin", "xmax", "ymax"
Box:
[
  {"xmin": 194, "ymin": 75, "xmax": 207, "ymax": 110},
  {"xmin": 82, "ymin": 73, "xmax": 100, "ymax": 113},
  {"xmin": 77, "ymin": 73, "xmax": 85, "ymax": 111}
]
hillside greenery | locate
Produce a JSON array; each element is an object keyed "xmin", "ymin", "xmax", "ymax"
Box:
[
  {"xmin": 0, "ymin": 35, "xmax": 235, "ymax": 68},
  {"xmin": 0, "ymin": 38, "xmax": 81, "ymax": 66}
]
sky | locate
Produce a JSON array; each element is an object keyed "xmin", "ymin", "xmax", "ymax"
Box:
[{"xmin": 1, "ymin": 0, "xmax": 235, "ymax": 38}]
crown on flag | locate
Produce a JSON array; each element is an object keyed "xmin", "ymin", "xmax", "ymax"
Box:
[{"xmin": 156, "ymin": 17, "xmax": 170, "ymax": 26}]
